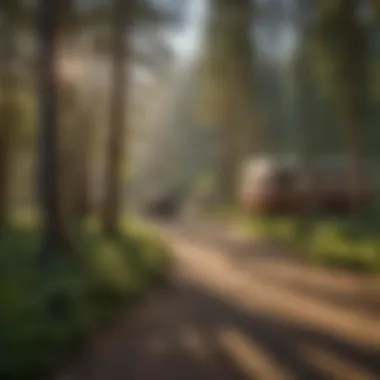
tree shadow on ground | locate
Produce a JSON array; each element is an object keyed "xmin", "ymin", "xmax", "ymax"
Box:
[
  {"xmin": 246, "ymin": 268, "xmax": 380, "ymax": 318},
  {"xmin": 66, "ymin": 281, "xmax": 380, "ymax": 380},
  {"xmin": 170, "ymin": 222, "xmax": 380, "ymax": 318}
]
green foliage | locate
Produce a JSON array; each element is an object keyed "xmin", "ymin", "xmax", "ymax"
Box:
[
  {"xmin": 246, "ymin": 214, "xmax": 380, "ymax": 273},
  {"xmin": 197, "ymin": 0, "xmax": 255, "ymax": 125},
  {"xmin": 312, "ymin": 0, "xmax": 369, "ymax": 110},
  {"xmin": 0, "ymin": 225, "xmax": 171, "ymax": 380}
]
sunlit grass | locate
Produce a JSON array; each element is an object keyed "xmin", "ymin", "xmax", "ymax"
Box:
[{"xmin": 244, "ymin": 213, "xmax": 380, "ymax": 273}]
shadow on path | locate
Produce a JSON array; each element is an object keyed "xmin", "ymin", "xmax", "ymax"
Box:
[
  {"xmin": 58, "ymin": 280, "xmax": 380, "ymax": 380},
  {"xmin": 55, "ymin": 221, "xmax": 380, "ymax": 380}
]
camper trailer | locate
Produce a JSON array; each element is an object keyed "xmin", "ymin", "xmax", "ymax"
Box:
[{"xmin": 240, "ymin": 155, "xmax": 377, "ymax": 215}]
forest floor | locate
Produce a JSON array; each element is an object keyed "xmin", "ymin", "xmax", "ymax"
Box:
[{"xmin": 54, "ymin": 219, "xmax": 380, "ymax": 380}]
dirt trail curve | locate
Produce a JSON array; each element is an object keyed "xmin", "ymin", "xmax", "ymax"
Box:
[{"xmin": 55, "ymin": 220, "xmax": 380, "ymax": 380}]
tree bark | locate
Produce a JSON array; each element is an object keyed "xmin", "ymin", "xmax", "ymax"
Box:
[
  {"xmin": 338, "ymin": 89, "xmax": 367, "ymax": 213},
  {"xmin": 0, "ymin": 8, "xmax": 16, "ymax": 231},
  {"xmin": 102, "ymin": 0, "xmax": 132, "ymax": 236},
  {"xmin": 317, "ymin": 0, "xmax": 369, "ymax": 214},
  {"xmin": 75, "ymin": 100, "xmax": 94, "ymax": 219},
  {"xmin": 295, "ymin": 28, "xmax": 318, "ymax": 214},
  {"xmin": 205, "ymin": 0, "xmax": 256, "ymax": 207},
  {"xmin": 37, "ymin": 0, "xmax": 70, "ymax": 254},
  {"xmin": 218, "ymin": 103, "xmax": 239, "ymax": 205},
  {"xmin": 0, "ymin": 118, "xmax": 12, "ymax": 230}
]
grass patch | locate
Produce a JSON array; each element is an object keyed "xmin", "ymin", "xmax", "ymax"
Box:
[
  {"xmin": 244, "ymin": 213, "xmax": 380, "ymax": 273},
  {"xmin": 0, "ymin": 222, "xmax": 171, "ymax": 380}
]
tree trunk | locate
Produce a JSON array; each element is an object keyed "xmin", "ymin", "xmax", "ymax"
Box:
[
  {"xmin": 0, "ymin": 10, "xmax": 16, "ymax": 231},
  {"xmin": 0, "ymin": 100, "xmax": 14, "ymax": 230},
  {"xmin": 205, "ymin": 0, "xmax": 256, "ymax": 207},
  {"xmin": 337, "ymin": 10, "xmax": 368, "ymax": 214},
  {"xmin": 218, "ymin": 106, "xmax": 239, "ymax": 205},
  {"xmin": 343, "ymin": 27, "xmax": 367, "ymax": 214},
  {"xmin": 37, "ymin": 0, "xmax": 70, "ymax": 254},
  {"xmin": 339, "ymin": 90, "xmax": 367, "ymax": 213},
  {"xmin": 295, "ymin": 30, "xmax": 318, "ymax": 214},
  {"xmin": 102, "ymin": 0, "xmax": 132, "ymax": 236},
  {"xmin": 317, "ymin": 0, "xmax": 369, "ymax": 215},
  {"xmin": 0, "ymin": 120, "xmax": 12, "ymax": 230},
  {"xmin": 75, "ymin": 101, "xmax": 94, "ymax": 219}
]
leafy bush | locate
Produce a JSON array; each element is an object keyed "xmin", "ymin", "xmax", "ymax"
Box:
[
  {"xmin": 0, "ymin": 225, "xmax": 171, "ymax": 380},
  {"xmin": 246, "ymin": 214, "xmax": 380, "ymax": 273}
]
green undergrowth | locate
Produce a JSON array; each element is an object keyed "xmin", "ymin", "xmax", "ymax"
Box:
[
  {"xmin": 244, "ymin": 213, "xmax": 380, "ymax": 273},
  {"xmin": 0, "ymin": 221, "xmax": 172, "ymax": 380}
]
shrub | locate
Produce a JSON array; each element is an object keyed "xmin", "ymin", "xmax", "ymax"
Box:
[
  {"xmin": 0, "ymin": 225, "xmax": 171, "ymax": 380},
  {"xmin": 246, "ymin": 214, "xmax": 380, "ymax": 273}
]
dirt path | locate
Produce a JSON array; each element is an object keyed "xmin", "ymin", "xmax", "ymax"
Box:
[{"xmin": 55, "ymin": 220, "xmax": 380, "ymax": 380}]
